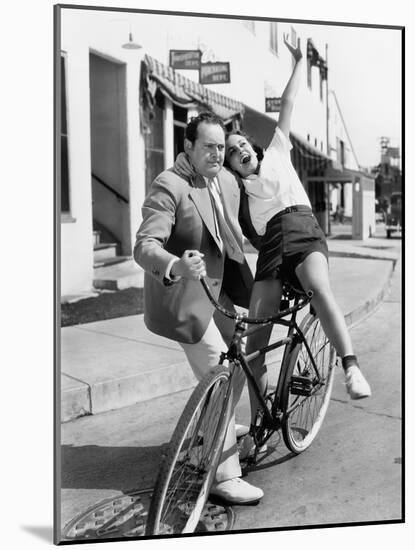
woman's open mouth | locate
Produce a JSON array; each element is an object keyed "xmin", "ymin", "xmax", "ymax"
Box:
[{"xmin": 241, "ymin": 153, "xmax": 251, "ymax": 165}]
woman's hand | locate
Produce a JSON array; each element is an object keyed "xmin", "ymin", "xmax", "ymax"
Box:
[
  {"xmin": 283, "ymin": 33, "xmax": 302, "ymax": 62},
  {"xmin": 277, "ymin": 34, "xmax": 303, "ymax": 138}
]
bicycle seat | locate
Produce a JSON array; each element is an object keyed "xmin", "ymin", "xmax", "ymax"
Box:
[
  {"xmin": 281, "ymin": 280, "xmax": 315, "ymax": 316},
  {"xmin": 282, "ymin": 280, "xmax": 308, "ymax": 301}
]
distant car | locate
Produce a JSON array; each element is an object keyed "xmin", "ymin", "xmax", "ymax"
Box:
[{"xmin": 385, "ymin": 192, "xmax": 402, "ymax": 238}]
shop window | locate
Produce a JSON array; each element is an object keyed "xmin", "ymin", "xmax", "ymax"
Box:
[
  {"xmin": 270, "ymin": 22, "xmax": 278, "ymax": 55},
  {"xmin": 340, "ymin": 140, "xmax": 345, "ymax": 166},
  {"xmin": 173, "ymin": 104, "xmax": 187, "ymax": 159},
  {"xmin": 225, "ymin": 121, "xmax": 234, "ymax": 133},
  {"xmin": 60, "ymin": 54, "xmax": 70, "ymax": 214},
  {"xmin": 307, "ymin": 57, "xmax": 312, "ymax": 89},
  {"xmin": 336, "ymin": 138, "xmax": 345, "ymax": 167},
  {"xmin": 144, "ymin": 91, "xmax": 164, "ymax": 194}
]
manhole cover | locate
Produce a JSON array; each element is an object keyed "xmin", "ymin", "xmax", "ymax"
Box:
[{"xmin": 62, "ymin": 489, "xmax": 234, "ymax": 541}]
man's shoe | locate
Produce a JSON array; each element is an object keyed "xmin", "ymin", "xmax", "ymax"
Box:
[
  {"xmin": 345, "ymin": 366, "xmax": 371, "ymax": 399},
  {"xmin": 238, "ymin": 434, "xmax": 267, "ymax": 461},
  {"xmin": 210, "ymin": 478, "xmax": 264, "ymax": 504},
  {"xmin": 235, "ymin": 423, "xmax": 249, "ymax": 439}
]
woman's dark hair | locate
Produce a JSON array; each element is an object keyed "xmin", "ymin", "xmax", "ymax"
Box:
[
  {"xmin": 185, "ymin": 111, "xmax": 225, "ymax": 144},
  {"xmin": 224, "ymin": 129, "xmax": 264, "ymax": 170}
]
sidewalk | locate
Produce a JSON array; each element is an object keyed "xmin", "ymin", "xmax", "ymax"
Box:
[{"xmin": 60, "ymin": 230, "xmax": 400, "ymax": 422}]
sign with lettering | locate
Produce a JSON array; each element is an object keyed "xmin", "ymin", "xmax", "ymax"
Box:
[
  {"xmin": 169, "ymin": 50, "xmax": 201, "ymax": 70},
  {"xmin": 200, "ymin": 62, "xmax": 231, "ymax": 84},
  {"xmin": 265, "ymin": 97, "xmax": 281, "ymax": 112}
]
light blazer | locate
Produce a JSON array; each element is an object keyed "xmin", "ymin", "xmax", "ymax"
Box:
[{"xmin": 134, "ymin": 167, "xmax": 254, "ymax": 344}]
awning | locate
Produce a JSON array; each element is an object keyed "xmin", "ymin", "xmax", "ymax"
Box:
[
  {"xmin": 291, "ymin": 132, "xmax": 331, "ymax": 162},
  {"xmin": 307, "ymin": 165, "xmax": 375, "ymax": 185},
  {"xmin": 290, "ymin": 131, "xmax": 331, "ymax": 176},
  {"xmin": 240, "ymin": 105, "xmax": 277, "ymax": 149},
  {"xmin": 139, "ymin": 56, "xmax": 358, "ymax": 182},
  {"xmin": 140, "ymin": 54, "xmax": 244, "ymax": 131},
  {"xmin": 291, "ymin": 133, "xmax": 370, "ymax": 182}
]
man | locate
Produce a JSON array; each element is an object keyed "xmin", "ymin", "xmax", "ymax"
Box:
[{"xmin": 134, "ymin": 111, "xmax": 263, "ymax": 504}]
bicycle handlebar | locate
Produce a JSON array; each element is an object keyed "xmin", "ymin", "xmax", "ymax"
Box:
[{"xmin": 200, "ymin": 277, "xmax": 313, "ymax": 325}]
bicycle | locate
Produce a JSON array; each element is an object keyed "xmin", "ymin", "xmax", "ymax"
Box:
[{"xmin": 145, "ymin": 277, "xmax": 337, "ymax": 536}]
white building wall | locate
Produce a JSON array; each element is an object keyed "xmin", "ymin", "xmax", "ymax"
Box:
[
  {"xmin": 344, "ymin": 184, "xmax": 353, "ymax": 217},
  {"xmin": 61, "ymin": 28, "xmax": 94, "ymax": 296},
  {"xmin": 328, "ymin": 91, "xmax": 359, "ymax": 171},
  {"xmin": 124, "ymin": 58, "xmax": 145, "ymax": 263},
  {"xmin": 327, "ymin": 91, "xmax": 361, "ymax": 218},
  {"xmin": 61, "ymin": 9, "xmax": 146, "ymax": 296}
]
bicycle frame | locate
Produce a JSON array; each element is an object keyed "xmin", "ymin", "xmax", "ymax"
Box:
[
  {"xmin": 145, "ymin": 279, "xmax": 331, "ymax": 536},
  {"xmin": 200, "ymin": 277, "xmax": 319, "ymax": 431}
]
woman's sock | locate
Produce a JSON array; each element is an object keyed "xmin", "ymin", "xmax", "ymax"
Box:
[{"xmin": 341, "ymin": 354, "xmax": 359, "ymax": 372}]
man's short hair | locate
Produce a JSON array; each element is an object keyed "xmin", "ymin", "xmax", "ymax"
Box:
[{"xmin": 185, "ymin": 111, "xmax": 225, "ymax": 144}]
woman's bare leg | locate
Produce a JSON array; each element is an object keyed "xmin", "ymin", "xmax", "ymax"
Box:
[
  {"xmin": 246, "ymin": 279, "xmax": 283, "ymax": 423},
  {"xmin": 295, "ymin": 251, "xmax": 371, "ymax": 398},
  {"xmin": 295, "ymin": 252, "xmax": 353, "ymax": 356}
]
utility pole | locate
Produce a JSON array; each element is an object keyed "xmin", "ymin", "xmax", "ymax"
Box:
[
  {"xmin": 325, "ymin": 43, "xmax": 331, "ymax": 236},
  {"xmin": 325, "ymin": 43, "xmax": 329, "ymax": 157}
]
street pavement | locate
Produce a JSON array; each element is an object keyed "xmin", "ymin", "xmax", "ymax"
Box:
[
  {"xmin": 60, "ymin": 223, "xmax": 400, "ymax": 422},
  {"xmin": 57, "ymin": 225, "xmax": 402, "ymax": 541},
  {"xmin": 232, "ymin": 254, "xmax": 402, "ymax": 530}
]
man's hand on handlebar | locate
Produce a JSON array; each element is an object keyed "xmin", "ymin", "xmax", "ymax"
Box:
[{"xmin": 171, "ymin": 250, "xmax": 207, "ymax": 280}]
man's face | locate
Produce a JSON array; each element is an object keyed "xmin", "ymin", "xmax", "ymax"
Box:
[{"xmin": 185, "ymin": 122, "xmax": 225, "ymax": 178}]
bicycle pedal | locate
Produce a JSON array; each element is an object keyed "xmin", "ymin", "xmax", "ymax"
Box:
[{"xmin": 290, "ymin": 375, "xmax": 314, "ymax": 396}]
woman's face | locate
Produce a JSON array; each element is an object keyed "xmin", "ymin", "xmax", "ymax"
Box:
[{"xmin": 225, "ymin": 134, "xmax": 258, "ymax": 177}]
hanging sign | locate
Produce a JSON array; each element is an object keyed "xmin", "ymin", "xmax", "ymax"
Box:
[
  {"xmin": 265, "ymin": 97, "xmax": 281, "ymax": 112},
  {"xmin": 169, "ymin": 50, "xmax": 201, "ymax": 70},
  {"xmin": 200, "ymin": 62, "xmax": 230, "ymax": 84}
]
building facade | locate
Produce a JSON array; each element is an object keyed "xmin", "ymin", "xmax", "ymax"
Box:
[{"xmin": 59, "ymin": 8, "xmax": 373, "ymax": 298}]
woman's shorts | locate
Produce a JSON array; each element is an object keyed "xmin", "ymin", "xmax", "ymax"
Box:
[{"xmin": 255, "ymin": 205, "xmax": 329, "ymax": 288}]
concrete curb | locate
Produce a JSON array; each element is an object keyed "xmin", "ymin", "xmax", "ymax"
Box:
[
  {"xmin": 61, "ymin": 255, "xmax": 397, "ymax": 423},
  {"xmin": 344, "ymin": 258, "xmax": 396, "ymax": 329}
]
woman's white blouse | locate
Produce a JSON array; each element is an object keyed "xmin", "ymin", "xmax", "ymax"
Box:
[{"xmin": 243, "ymin": 126, "xmax": 311, "ymax": 236}]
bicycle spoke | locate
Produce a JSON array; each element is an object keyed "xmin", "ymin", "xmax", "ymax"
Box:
[{"xmin": 150, "ymin": 371, "xmax": 231, "ymax": 534}]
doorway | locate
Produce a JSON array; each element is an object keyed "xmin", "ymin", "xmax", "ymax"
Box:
[{"xmin": 89, "ymin": 53, "xmax": 131, "ymax": 255}]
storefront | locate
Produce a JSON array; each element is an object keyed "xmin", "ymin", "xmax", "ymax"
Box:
[
  {"xmin": 140, "ymin": 54, "xmax": 244, "ymax": 193},
  {"xmin": 60, "ymin": 40, "xmax": 371, "ymax": 298}
]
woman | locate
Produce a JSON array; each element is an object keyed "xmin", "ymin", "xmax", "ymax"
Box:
[
  {"xmin": 176, "ymin": 34, "xmax": 371, "ymax": 444},
  {"xmin": 225, "ymin": 34, "xmax": 371, "ymax": 431}
]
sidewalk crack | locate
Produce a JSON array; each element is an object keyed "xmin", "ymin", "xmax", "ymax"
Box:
[{"xmin": 76, "ymin": 327, "xmax": 180, "ymax": 351}]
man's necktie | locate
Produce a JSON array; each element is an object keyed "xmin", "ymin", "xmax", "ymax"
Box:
[{"xmin": 207, "ymin": 180, "xmax": 244, "ymax": 264}]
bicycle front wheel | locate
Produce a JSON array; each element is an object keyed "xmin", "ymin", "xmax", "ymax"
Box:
[
  {"xmin": 281, "ymin": 314, "xmax": 336, "ymax": 454},
  {"xmin": 145, "ymin": 365, "xmax": 233, "ymax": 536}
]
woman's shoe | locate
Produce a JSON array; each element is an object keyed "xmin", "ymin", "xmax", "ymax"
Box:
[
  {"xmin": 210, "ymin": 477, "xmax": 264, "ymax": 504},
  {"xmin": 345, "ymin": 366, "xmax": 371, "ymax": 399}
]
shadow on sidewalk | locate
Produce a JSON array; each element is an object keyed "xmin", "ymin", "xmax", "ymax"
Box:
[
  {"xmin": 61, "ymin": 287, "xmax": 144, "ymax": 327},
  {"xmin": 61, "ymin": 441, "xmax": 168, "ymax": 492}
]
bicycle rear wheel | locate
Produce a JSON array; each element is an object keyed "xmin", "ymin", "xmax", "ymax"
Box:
[
  {"xmin": 145, "ymin": 365, "xmax": 233, "ymax": 535},
  {"xmin": 281, "ymin": 314, "xmax": 336, "ymax": 454}
]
